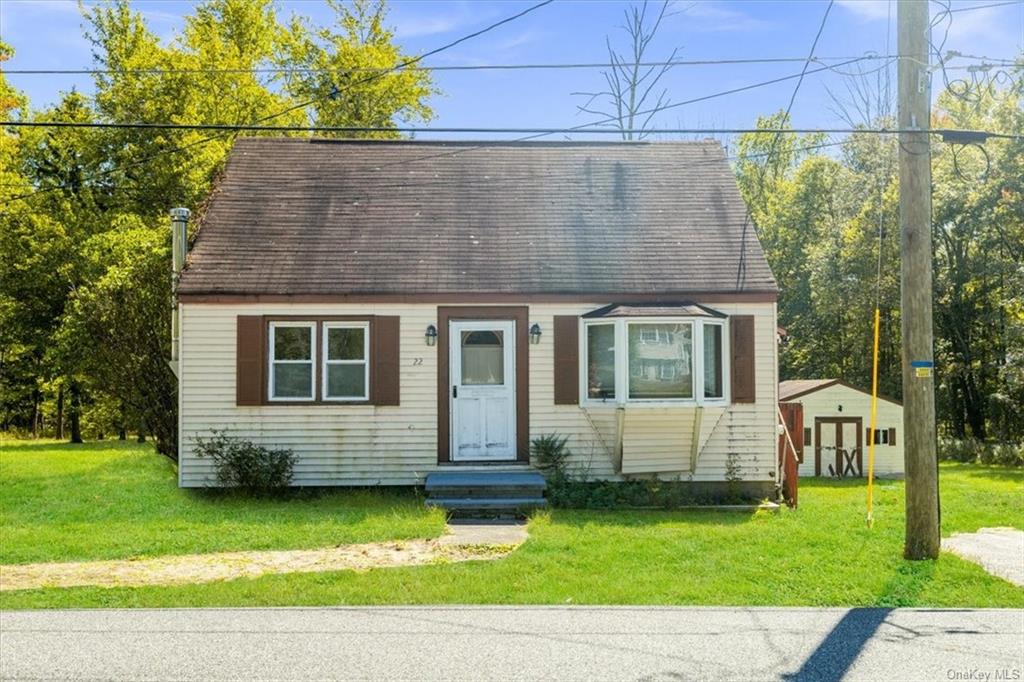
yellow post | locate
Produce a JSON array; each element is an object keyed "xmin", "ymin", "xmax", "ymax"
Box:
[{"xmin": 866, "ymin": 307, "xmax": 881, "ymax": 526}]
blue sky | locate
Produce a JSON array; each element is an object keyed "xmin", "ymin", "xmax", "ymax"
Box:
[{"xmin": 2, "ymin": 0, "xmax": 1022, "ymax": 142}]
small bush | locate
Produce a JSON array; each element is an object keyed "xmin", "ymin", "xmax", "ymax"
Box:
[
  {"xmin": 194, "ymin": 431, "xmax": 296, "ymax": 493},
  {"xmin": 531, "ymin": 433, "xmax": 571, "ymax": 474}
]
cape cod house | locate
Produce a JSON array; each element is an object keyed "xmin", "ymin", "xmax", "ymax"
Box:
[{"xmin": 173, "ymin": 138, "xmax": 780, "ymax": 499}]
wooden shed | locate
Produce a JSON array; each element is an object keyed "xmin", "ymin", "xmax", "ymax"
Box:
[{"xmin": 779, "ymin": 379, "xmax": 904, "ymax": 478}]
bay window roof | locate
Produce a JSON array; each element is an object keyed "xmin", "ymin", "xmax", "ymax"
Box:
[{"xmin": 582, "ymin": 302, "xmax": 727, "ymax": 319}]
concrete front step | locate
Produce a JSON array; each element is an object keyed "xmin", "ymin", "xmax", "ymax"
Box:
[
  {"xmin": 425, "ymin": 497, "xmax": 548, "ymax": 514},
  {"xmin": 424, "ymin": 471, "xmax": 548, "ymax": 517},
  {"xmin": 425, "ymin": 471, "xmax": 547, "ymax": 492}
]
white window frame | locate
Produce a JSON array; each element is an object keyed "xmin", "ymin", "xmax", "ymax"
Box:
[
  {"xmin": 268, "ymin": 321, "xmax": 316, "ymax": 402},
  {"xmin": 626, "ymin": 319, "xmax": 696, "ymax": 402},
  {"xmin": 582, "ymin": 321, "xmax": 619, "ymax": 403},
  {"xmin": 701, "ymin": 320, "xmax": 728, "ymax": 401},
  {"xmin": 579, "ymin": 317, "xmax": 731, "ymax": 408},
  {"xmin": 322, "ymin": 322, "xmax": 370, "ymax": 402}
]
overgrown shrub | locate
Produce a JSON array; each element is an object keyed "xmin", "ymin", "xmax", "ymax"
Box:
[
  {"xmin": 194, "ymin": 431, "xmax": 296, "ymax": 493},
  {"xmin": 531, "ymin": 433, "xmax": 572, "ymax": 474},
  {"xmin": 531, "ymin": 433, "xmax": 758, "ymax": 509},
  {"xmin": 938, "ymin": 437, "xmax": 1023, "ymax": 466}
]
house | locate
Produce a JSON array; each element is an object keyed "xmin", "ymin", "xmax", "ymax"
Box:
[
  {"xmin": 174, "ymin": 138, "xmax": 780, "ymax": 499},
  {"xmin": 779, "ymin": 379, "xmax": 904, "ymax": 478}
]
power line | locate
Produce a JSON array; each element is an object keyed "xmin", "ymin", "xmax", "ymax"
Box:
[
  {"xmin": 2, "ymin": 120, "xmax": 1018, "ymax": 139},
  {"xmin": 1, "ymin": 55, "xmax": 897, "ymax": 76},
  {"xmin": 3, "ymin": 54, "xmax": 1012, "ymax": 77},
  {"xmin": 0, "ymin": 53, "xmax": 873, "ymax": 206},
  {"xmin": 736, "ymin": 0, "xmax": 835, "ymax": 291},
  {"xmin": 0, "ymin": 0, "xmax": 555, "ymax": 207},
  {"xmin": 0, "ymin": 138, "xmax": 853, "ymax": 193},
  {"xmin": 948, "ymin": 0, "xmax": 1021, "ymax": 12}
]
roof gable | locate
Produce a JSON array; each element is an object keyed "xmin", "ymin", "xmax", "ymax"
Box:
[
  {"xmin": 780, "ymin": 379, "xmax": 902, "ymax": 406},
  {"xmin": 179, "ymin": 138, "xmax": 778, "ymax": 297}
]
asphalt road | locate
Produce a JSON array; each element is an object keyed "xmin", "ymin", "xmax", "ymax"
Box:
[{"xmin": 1, "ymin": 607, "xmax": 1022, "ymax": 681}]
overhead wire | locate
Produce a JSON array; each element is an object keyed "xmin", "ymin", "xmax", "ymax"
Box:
[
  {"xmin": 866, "ymin": 0, "xmax": 897, "ymax": 528},
  {"xmin": 0, "ymin": 0, "xmax": 556, "ymax": 207},
  {"xmin": 0, "ymin": 53, "xmax": 879, "ymax": 205},
  {"xmin": 1, "ymin": 55, "xmax": 900, "ymax": 76},
  {"xmin": 736, "ymin": 0, "xmax": 835, "ymax": 292},
  {"xmin": 2, "ymin": 120, "xmax": 1018, "ymax": 139}
]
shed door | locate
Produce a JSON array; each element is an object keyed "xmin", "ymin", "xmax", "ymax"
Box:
[
  {"xmin": 449, "ymin": 320, "xmax": 517, "ymax": 461},
  {"xmin": 815, "ymin": 417, "xmax": 863, "ymax": 477}
]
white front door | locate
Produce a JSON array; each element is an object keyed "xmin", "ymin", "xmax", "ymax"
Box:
[{"xmin": 450, "ymin": 320, "xmax": 517, "ymax": 461}]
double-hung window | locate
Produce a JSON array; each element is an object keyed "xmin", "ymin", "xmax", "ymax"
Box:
[
  {"xmin": 583, "ymin": 317, "xmax": 728, "ymax": 406},
  {"xmin": 269, "ymin": 322, "xmax": 316, "ymax": 400},
  {"xmin": 323, "ymin": 323, "xmax": 369, "ymax": 401},
  {"xmin": 267, "ymin": 320, "xmax": 372, "ymax": 402}
]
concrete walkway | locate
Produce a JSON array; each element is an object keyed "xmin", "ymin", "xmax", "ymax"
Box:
[
  {"xmin": 944, "ymin": 527, "xmax": 1024, "ymax": 587},
  {"xmin": 1, "ymin": 607, "xmax": 1021, "ymax": 681},
  {"xmin": 0, "ymin": 522, "xmax": 527, "ymax": 592}
]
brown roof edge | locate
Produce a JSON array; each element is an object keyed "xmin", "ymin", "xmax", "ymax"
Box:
[
  {"xmin": 780, "ymin": 379, "xmax": 903, "ymax": 407},
  {"xmin": 178, "ymin": 291, "xmax": 779, "ymax": 304},
  {"xmin": 236, "ymin": 136, "xmax": 727, "ymax": 149}
]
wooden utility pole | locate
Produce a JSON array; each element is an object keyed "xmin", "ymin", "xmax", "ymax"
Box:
[{"xmin": 898, "ymin": 0, "xmax": 940, "ymax": 560}]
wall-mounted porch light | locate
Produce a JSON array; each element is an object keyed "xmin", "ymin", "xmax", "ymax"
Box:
[
  {"xmin": 529, "ymin": 323, "xmax": 542, "ymax": 344},
  {"xmin": 425, "ymin": 324, "xmax": 438, "ymax": 347}
]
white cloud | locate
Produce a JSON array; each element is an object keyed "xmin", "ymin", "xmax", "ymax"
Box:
[
  {"xmin": 680, "ymin": 2, "xmax": 779, "ymax": 32},
  {"xmin": 493, "ymin": 29, "xmax": 540, "ymax": 51},
  {"xmin": 393, "ymin": 14, "xmax": 464, "ymax": 38},
  {"xmin": 836, "ymin": 0, "xmax": 891, "ymax": 22}
]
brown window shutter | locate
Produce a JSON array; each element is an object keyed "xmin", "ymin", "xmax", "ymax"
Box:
[
  {"xmin": 236, "ymin": 315, "xmax": 265, "ymax": 406},
  {"xmin": 553, "ymin": 315, "xmax": 579, "ymax": 405},
  {"xmin": 888, "ymin": 427, "xmax": 896, "ymax": 446},
  {"xmin": 372, "ymin": 316, "xmax": 400, "ymax": 406},
  {"xmin": 866, "ymin": 427, "xmax": 872, "ymax": 443},
  {"xmin": 730, "ymin": 315, "xmax": 756, "ymax": 403}
]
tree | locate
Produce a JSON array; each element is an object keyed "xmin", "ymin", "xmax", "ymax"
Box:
[
  {"xmin": 930, "ymin": 66, "xmax": 1024, "ymax": 441},
  {"xmin": 57, "ymin": 223, "xmax": 178, "ymax": 458},
  {"xmin": 284, "ymin": 0, "xmax": 435, "ymax": 137},
  {"xmin": 2, "ymin": 1, "xmax": 441, "ymax": 453},
  {"xmin": 735, "ymin": 60, "xmax": 1024, "ymax": 445},
  {"xmin": 573, "ymin": 1, "xmax": 680, "ymax": 139}
]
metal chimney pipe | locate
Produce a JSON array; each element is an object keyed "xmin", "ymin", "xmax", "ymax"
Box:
[{"xmin": 170, "ymin": 207, "xmax": 190, "ymax": 370}]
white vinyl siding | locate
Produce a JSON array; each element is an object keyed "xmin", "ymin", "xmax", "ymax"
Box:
[{"xmin": 178, "ymin": 301, "xmax": 778, "ymax": 487}]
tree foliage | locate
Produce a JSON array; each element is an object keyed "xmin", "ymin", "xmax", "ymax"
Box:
[
  {"xmin": 740, "ymin": 61, "xmax": 1024, "ymax": 443},
  {"xmin": 0, "ymin": 1, "xmax": 435, "ymax": 454}
]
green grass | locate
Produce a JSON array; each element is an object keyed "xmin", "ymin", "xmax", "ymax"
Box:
[
  {"xmin": 0, "ymin": 439, "xmax": 446, "ymax": 565},
  {"xmin": 1, "ymin": 440, "xmax": 1022, "ymax": 610}
]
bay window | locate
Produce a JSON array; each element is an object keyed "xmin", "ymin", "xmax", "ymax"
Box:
[{"xmin": 582, "ymin": 317, "xmax": 727, "ymax": 405}]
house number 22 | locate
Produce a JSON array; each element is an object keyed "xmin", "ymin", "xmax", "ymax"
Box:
[{"xmin": 412, "ymin": 358, "xmax": 423, "ymax": 366}]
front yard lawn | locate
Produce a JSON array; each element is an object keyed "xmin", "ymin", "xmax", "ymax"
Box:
[
  {"xmin": 1, "ymin": 439, "xmax": 1021, "ymax": 609},
  {"xmin": 0, "ymin": 439, "xmax": 446, "ymax": 565}
]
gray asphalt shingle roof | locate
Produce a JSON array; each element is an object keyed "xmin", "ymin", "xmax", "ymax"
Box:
[{"xmin": 179, "ymin": 138, "xmax": 777, "ymax": 296}]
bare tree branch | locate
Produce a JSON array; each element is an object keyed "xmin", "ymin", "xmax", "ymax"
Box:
[{"xmin": 572, "ymin": 0, "xmax": 683, "ymax": 140}]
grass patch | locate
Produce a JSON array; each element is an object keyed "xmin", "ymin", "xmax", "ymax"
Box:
[
  {"xmin": 0, "ymin": 439, "xmax": 446, "ymax": 564},
  {"xmin": 1, "ymin": 440, "xmax": 1021, "ymax": 609}
]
